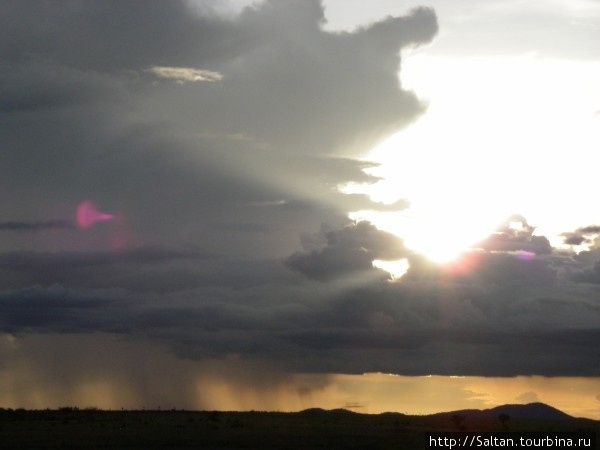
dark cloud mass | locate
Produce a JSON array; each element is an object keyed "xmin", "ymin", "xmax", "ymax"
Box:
[
  {"xmin": 0, "ymin": 220, "xmax": 74, "ymax": 232},
  {"xmin": 562, "ymin": 225, "xmax": 600, "ymax": 246},
  {"xmin": 286, "ymin": 221, "xmax": 407, "ymax": 281},
  {"xmin": 0, "ymin": 218, "xmax": 599, "ymax": 377},
  {"xmin": 0, "ymin": 0, "xmax": 599, "ymax": 388},
  {"xmin": 0, "ymin": 0, "xmax": 437, "ymax": 257},
  {"xmin": 0, "ymin": 1, "xmax": 240, "ymax": 70}
]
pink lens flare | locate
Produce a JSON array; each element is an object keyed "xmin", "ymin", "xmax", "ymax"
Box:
[
  {"xmin": 516, "ymin": 250, "xmax": 536, "ymax": 261},
  {"xmin": 76, "ymin": 201, "xmax": 114, "ymax": 229}
]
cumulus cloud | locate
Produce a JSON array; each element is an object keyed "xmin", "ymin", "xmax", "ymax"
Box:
[
  {"xmin": 556, "ymin": 224, "xmax": 600, "ymax": 284},
  {"xmin": 475, "ymin": 214, "xmax": 552, "ymax": 255},
  {"xmin": 286, "ymin": 221, "xmax": 407, "ymax": 281},
  {"xmin": 403, "ymin": 216, "xmax": 559, "ymax": 288}
]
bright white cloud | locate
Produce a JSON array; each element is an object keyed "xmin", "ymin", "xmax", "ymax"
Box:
[
  {"xmin": 350, "ymin": 54, "xmax": 600, "ymax": 262},
  {"xmin": 148, "ymin": 66, "xmax": 223, "ymax": 83}
]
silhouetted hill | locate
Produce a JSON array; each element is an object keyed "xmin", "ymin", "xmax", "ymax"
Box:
[
  {"xmin": 432, "ymin": 402, "xmax": 573, "ymax": 421},
  {"xmin": 489, "ymin": 403, "xmax": 573, "ymax": 420},
  {"xmin": 300, "ymin": 407, "xmax": 356, "ymax": 415},
  {"xmin": 0, "ymin": 407, "xmax": 596, "ymax": 449}
]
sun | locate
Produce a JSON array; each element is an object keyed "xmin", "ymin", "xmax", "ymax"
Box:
[
  {"xmin": 349, "ymin": 208, "xmax": 492, "ymax": 264},
  {"xmin": 342, "ymin": 53, "xmax": 600, "ymax": 266},
  {"xmin": 372, "ymin": 258, "xmax": 409, "ymax": 278}
]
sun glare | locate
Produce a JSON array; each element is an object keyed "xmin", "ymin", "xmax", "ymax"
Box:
[
  {"xmin": 347, "ymin": 54, "xmax": 600, "ymax": 264},
  {"xmin": 351, "ymin": 208, "xmax": 496, "ymax": 263},
  {"xmin": 372, "ymin": 258, "xmax": 409, "ymax": 279}
]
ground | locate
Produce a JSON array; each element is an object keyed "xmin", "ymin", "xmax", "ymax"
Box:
[{"xmin": 0, "ymin": 408, "xmax": 597, "ymax": 449}]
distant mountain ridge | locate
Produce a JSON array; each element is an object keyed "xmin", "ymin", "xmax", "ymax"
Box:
[
  {"xmin": 300, "ymin": 408, "xmax": 356, "ymax": 415},
  {"xmin": 300, "ymin": 402, "xmax": 575, "ymax": 421},
  {"xmin": 431, "ymin": 402, "xmax": 573, "ymax": 421}
]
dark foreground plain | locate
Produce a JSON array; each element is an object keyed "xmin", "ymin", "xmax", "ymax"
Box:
[{"xmin": 0, "ymin": 406, "xmax": 598, "ymax": 449}]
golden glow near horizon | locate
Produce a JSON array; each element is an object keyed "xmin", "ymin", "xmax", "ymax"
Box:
[
  {"xmin": 344, "ymin": 54, "xmax": 600, "ymax": 263},
  {"xmin": 1, "ymin": 334, "xmax": 598, "ymax": 419},
  {"xmin": 0, "ymin": 334, "xmax": 600, "ymax": 419}
]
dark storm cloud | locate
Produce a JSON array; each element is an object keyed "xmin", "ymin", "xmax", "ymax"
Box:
[
  {"xmin": 572, "ymin": 263, "xmax": 600, "ymax": 285},
  {"xmin": 0, "ymin": 246, "xmax": 223, "ymax": 292},
  {"xmin": 0, "ymin": 60, "xmax": 125, "ymax": 113},
  {"xmin": 4, "ymin": 1, "xmax": 598, "ymax": 379},
  {"xmin": 1, "ymin": 215, "xmax": 597, "ymax": 377},
  {"xmin": 0, "ymin": 246, "xmax": 209, "ymax": 271},
  {"xmin": 567, "ymin": 251, "xmax": 600, "ymax": 285},
  {"xmin": 0, "ymin": 220, "xmax": 74, "ymax": 232},
  {"xmin": 0, "ymin": 0, "xmax": 242, "ymax": 70},
  {"xmin": 1, "ymin": 259, "xmax": 599, "ymax": 375},
  {"xmin": 144, "ymin": 3, "xmax": 438, "ymax": 156},
  {"xmin": 0, "ymin": 0, "xmax": 436, "ymax": 258},
  {"xmin": 0, "ymin": 219, "xmax": 597, "ymax": 378},
  {"xmin": 1, "ymin": 0, "xmax": 438, "ymax": 156},
  {"xmin": 0, "ymin": 284, "xmax": 118, "ymax": 333},
  {"xmin": 286, "ymin": 221, "xmax": 407, "ymax": 281}
]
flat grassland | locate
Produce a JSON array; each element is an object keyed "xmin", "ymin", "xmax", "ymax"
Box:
[{"xmin": 0, "ymin": 408, "xmax": 597, "ymax": 449}]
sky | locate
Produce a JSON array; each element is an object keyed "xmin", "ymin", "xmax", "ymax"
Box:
[{"xmin": 1, "ymin": 0, "xmax": 599, "ymax": 418}]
